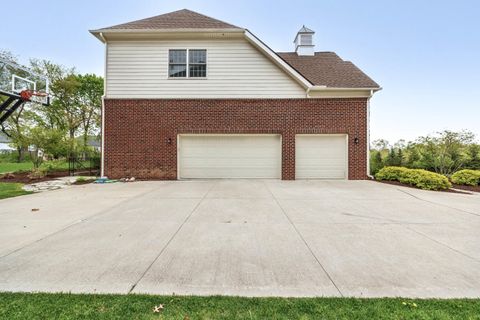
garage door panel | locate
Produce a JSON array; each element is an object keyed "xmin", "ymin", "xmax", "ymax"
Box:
[
  {"xmin": 179, "ymin": 135, "xmax": 281, "ymax": 179},
  {"xmin": 296, "ymin": 135, "xmax": 347, "ymax": 180}
]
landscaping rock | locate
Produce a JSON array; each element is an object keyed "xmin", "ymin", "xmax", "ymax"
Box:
[{"xmin": 22, "ymin": 179, "xmax": 72, "ymax": 193}]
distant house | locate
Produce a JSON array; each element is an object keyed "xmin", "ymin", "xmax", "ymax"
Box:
[
  {"xmin": 90, "ymin": 9, "xmax": 380, "ymax": 180},
  {"xmin": 0, "ymin": 133, "xmax": 14, "ymax": 152},
  {"xmin": 76, "ymin": 135, "xmax": 101, "ymax": 152},
  {"xmin": 87, "ymin": 137, "xmax": 101, "ymax": 152}
]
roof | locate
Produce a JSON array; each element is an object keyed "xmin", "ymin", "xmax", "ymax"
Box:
[
  {"xmin": 94, "ymin": 9, "xmax": 242, "ymax": 31},
  {"xmin": 297, "ymin": 25, "xmax": 314, "ymax": 33},
  {"xmin": 277, "ymin": 52, "xmax": 380, "ymax": 88},
  {"xmin": 90, "ymin": 9, "xmax": 379, "ymax": 90}
]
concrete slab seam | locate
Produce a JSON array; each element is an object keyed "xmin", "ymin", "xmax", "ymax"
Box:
[
  {"xmin": 406, "ymin": 226, "xmax": 480, "ymax": 264},
  {"xmin": 128, "ymin": 181, "xmax": 216, "ymax": 294},
  {"xmin": 262, "ymin": 181, "xmax": 344, "ymax": 297},
  {"xmin": 396, "ymin": 188, "xmax": 480, "ymax": 217}
]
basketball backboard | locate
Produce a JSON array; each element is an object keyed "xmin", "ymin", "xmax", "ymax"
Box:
[{"xmin": 0, "ymin": 58, "xmax": 49, "ymax": 105}]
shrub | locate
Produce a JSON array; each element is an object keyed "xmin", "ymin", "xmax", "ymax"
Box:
[
  {"xmin": 451, "ymin": 169, "xmax": 480, "ymax": 186},
  {"xmin": 375, "ymin": 166, "xmax": 451, "ymax": 190},
  {"xmin": 375, "ymin": 166, "xmax": 408, "ymax": 181},
  {"xmin": 27, "ymin": 168, "xmax": 47, "ymax": 180}
]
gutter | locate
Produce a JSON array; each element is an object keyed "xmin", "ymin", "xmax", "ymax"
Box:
[
  {"xmin": 89, "ymin": 28, "xmax": 245, "ymax": 43},
  {"xmin": 308, "ymin": 86, "xmax": 382, "ymax": 92}
]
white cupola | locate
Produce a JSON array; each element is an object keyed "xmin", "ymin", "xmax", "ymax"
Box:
[{"xmin": 294, "ymin": 25, "xmax": 315, "ymax": 56}]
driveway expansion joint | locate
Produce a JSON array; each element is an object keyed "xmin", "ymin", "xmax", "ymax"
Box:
[
  {"xmin": 262, "ymin": 181, "xmax": 344, "ymax": 297},
  {"xmin": 396, "ymin": 188, "xmax": 480, "ymax": 217},
  {"xmin": 128, "ymin": 182, "xmax": 216, "ymax": 294},
  {"xmin": 407, "ymin": 226, "xmax": 480, "ymax": 263}
]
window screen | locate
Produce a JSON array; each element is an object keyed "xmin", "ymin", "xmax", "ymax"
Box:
[
  {"xmin": 189, "ymin": 50, "xmax": 207, "ymax": 78},
  {"xmin": 169, "ymin": 50, "xmax": 187, "ymax": 77}
]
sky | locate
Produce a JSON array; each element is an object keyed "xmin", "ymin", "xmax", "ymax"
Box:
[{"xmin": 2, "ymin": 0, "xmax": 479, "ymax": 144}]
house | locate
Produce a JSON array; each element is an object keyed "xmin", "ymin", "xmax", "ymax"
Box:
[
  {"xmin": 0, "ymin": 133, "xmax": 14, "ymax": 152},
  {"xmin": 90, "ymin": 9, "xmax": 380, "ymax": 180}
]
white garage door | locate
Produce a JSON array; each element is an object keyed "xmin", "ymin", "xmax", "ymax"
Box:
[
  {"xmin": 295, "ymin": 135, "xmax": 348, "ymax": 179},
  {"xmin": 178, "ymin": 135, "xmax": 281, "ymax": 179}
]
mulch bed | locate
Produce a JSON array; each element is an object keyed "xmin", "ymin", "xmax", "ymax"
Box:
[
  {"xmin": 0, "ymin": 170, "xmax": 70, "ymax": 184},
  {"xmin": 72, "ymin": 179, "xmax": 95, "ymax": 185},
  {"xmin": 452, "ymin": 184, "xmax": 480, "ymax": 193},
  {"xmin": 375, "ymin": 180, "xmax": 471, "ymax": 194}
]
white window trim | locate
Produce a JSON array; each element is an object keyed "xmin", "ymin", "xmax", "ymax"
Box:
[{"xmin": 168, "ymin": 49, "xmax": 208, "ymax": 79}]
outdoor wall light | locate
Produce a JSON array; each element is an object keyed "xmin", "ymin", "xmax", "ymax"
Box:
[
  {"xmin": 166, "ymin": 138, "xmax": 172, "ymax": 144},
  {"xmin": 354, "ymin": 137, "xmax": 359, "ymax": 144}
]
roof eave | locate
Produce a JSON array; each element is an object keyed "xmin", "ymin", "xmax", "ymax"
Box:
[
  {"xmin": 90, "ymin": 27, "xmax": 244, "ymax": 34},
  {"xmin": 89, "ymin": 28, "xmax": 245, "ymax": 43},
  {"xmin": 309, "ymin": 86, "xmax": 382, "ymax": 91}
]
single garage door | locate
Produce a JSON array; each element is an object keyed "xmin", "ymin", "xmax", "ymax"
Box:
[
  {"xmin": 295, "ymin": 134, "xmax": 348, "ymax": 179},
  {"xmin": 178, "ymin": 134, "xmax": 281, "ymax": 179}
]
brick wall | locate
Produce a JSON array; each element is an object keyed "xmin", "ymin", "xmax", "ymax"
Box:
[{"xmin": 104, "ymin": 98, "xmax": 368, "ymax": 180}]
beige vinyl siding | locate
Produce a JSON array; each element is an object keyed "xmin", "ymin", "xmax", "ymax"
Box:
[{"xmin": 106, "ymin": 39, "xmax": 306, "ymax": 98}]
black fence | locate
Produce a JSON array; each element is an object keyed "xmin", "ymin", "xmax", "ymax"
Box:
[{"xmin": 68, "ymin": 152, "xmax": 101, "ymax": 176}]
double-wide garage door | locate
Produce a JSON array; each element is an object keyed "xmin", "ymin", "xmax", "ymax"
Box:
[
  {"xmin": 178, "ymin": 135, "xmax": 282, "ymax": 179},
  {"xmin": 178, "ymin": 134, "xmax": 347, "ymax": 179}
]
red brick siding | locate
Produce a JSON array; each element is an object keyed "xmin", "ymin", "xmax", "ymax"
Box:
[{"xmin": 104, "ymin": 98, "xmax": 368, "ymax": 180}]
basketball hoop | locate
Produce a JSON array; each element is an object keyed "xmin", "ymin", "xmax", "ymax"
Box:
[
  {"xmin": 1, "ymin": 57, "xmax": 50, "ymax": 126},
  {"xmin": 19, "ymin": 90, "xmax": 49, "ymax": 102}
]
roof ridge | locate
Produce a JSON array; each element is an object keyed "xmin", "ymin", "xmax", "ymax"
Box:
[{"xmin": 96, "ymin": 8, "xmax": 242, "ymax": 31}]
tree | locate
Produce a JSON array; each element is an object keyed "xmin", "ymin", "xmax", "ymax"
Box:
[
  {"xmin": 397, "ymin": 148, "xmax": 404, "ymax": 166},
  {"xmin": 414, "ymin": 130, "xmax": 474, "ymax": 175},
  {"xmin": 25, "ymin": 127, "xmax": 67, "ymax": 169},
  {"xmin": 370, "ymin": 150, "xmax": 384, "ymax": 175},
  {"xmin": 76, "ymin": 74, "xmax": 103, "ymax": 150},
  {"xmin": 385, "ymin": 148, "xmax": 398, "ymax": 166},
  {"xmin": 29, "ymin": 59, "xmax": 77, "ymax": 131},
  {"xmin": 0, "ymin": 50, "xmax": 34, "ymax": 161},
  {"xmin": 405, "ymin": 143, "xmax": 421, "ymax": 168},
  {"xmin": 465, "ymin": 144, "xmax": 480, "ymax": 170},
  {"xmin": 371, "ymin": 139, "xmax": 390, "ymax": 151}
]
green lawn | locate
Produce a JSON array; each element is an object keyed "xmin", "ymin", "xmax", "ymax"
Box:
[
  {"xmin": 0, "ymin": 162, "xmax": 33, "ymax": 173},
  {"xmin": 0, "ymin": 182, "xmax": 32, "ymax": 199},
  {"xmin": 0, "ymin": 160, "xmax": 94, "ymax": 174},
  {"xmin": 0, "ymin": 293, "xmax": 478, "ymax": 320}
]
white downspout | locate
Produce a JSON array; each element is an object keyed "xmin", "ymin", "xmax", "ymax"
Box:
[
  {"xmin": 366, "ymin": 90, "xmax": 374, "ymax": 179},
  {"xmin": 100, "ymin": 32, "xmax": 107, "ymax": 178}
]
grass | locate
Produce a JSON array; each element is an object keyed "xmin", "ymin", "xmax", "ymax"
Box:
[
  {"xmin": 0, "ymin": 182, "xmax": 32, "ymax": 199},
  {"xmin": 0, "ymin": 162, "xmax": 33, "ymax": 173},
  {"xmin": 0, "ymin": 293, "xmax": 479, "ymax": 320},
  {"xmin": 0, "ymin": 160, "xmax": 94, "ymax": 174}
]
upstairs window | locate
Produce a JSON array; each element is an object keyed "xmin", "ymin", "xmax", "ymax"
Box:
[
  {"xmin": 189, "ymin": 50, "xmax": 207, "ymax": 78},
  {"xmin": 168, "ymin": 50, "xmax": 187, "ymax": 78},
  {"xmin": 169, "ymin": 49, "xmax": 207, "ymax": 78}
]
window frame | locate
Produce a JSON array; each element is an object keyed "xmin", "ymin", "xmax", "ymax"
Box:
[{"xmin": 168, "ymin": 49, "xmax": 208, "ymax": 79}]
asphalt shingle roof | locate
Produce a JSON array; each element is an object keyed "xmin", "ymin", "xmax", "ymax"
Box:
[
  {"xmin": 97, "ymin": 9, "xmax": 241, "ymax": 30},
  {"xmin": 92, "ymin": 9, "xmax": 379, "ymax": 89},
  {"xmin": 277, "ymin": 52, "xmax": 380, "ymax": 88}
]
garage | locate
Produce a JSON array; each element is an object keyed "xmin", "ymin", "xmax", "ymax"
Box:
[
  {"xmin": 295, "ymin": 134, "xmax": 348, "ymax": 179},
  {"xmin": 178, "ymin": 134, "xmax": 281, "ymax": 179}
]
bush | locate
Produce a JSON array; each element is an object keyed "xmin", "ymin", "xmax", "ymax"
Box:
[
  {"xmin": 375, "ymin": 166, "xmax": 452, "ymax": 190},
  {"xmin": 375, "ymin": 166, "xmax": 408, "ymax": 181},
  {"xmin": 27, "ymin": 168, "xmax": 47, "ymax": 179},
  {"xmin": 451, "ymin": 169, "xmax": 480, "ymax": 186}
]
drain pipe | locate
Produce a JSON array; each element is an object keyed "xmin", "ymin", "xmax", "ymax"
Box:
[
  {"xmin": 366, "ymin": 90, "xmax": 374, "ymax": 179},
  {"xmin": 100, "ymin": 32, "xmax": 107, "ymax": 178}
]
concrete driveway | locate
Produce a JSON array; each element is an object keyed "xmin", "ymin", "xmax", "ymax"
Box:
[{"xmin": 0, "ymin": 180, "xmax": 479, "ymax": 298}]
